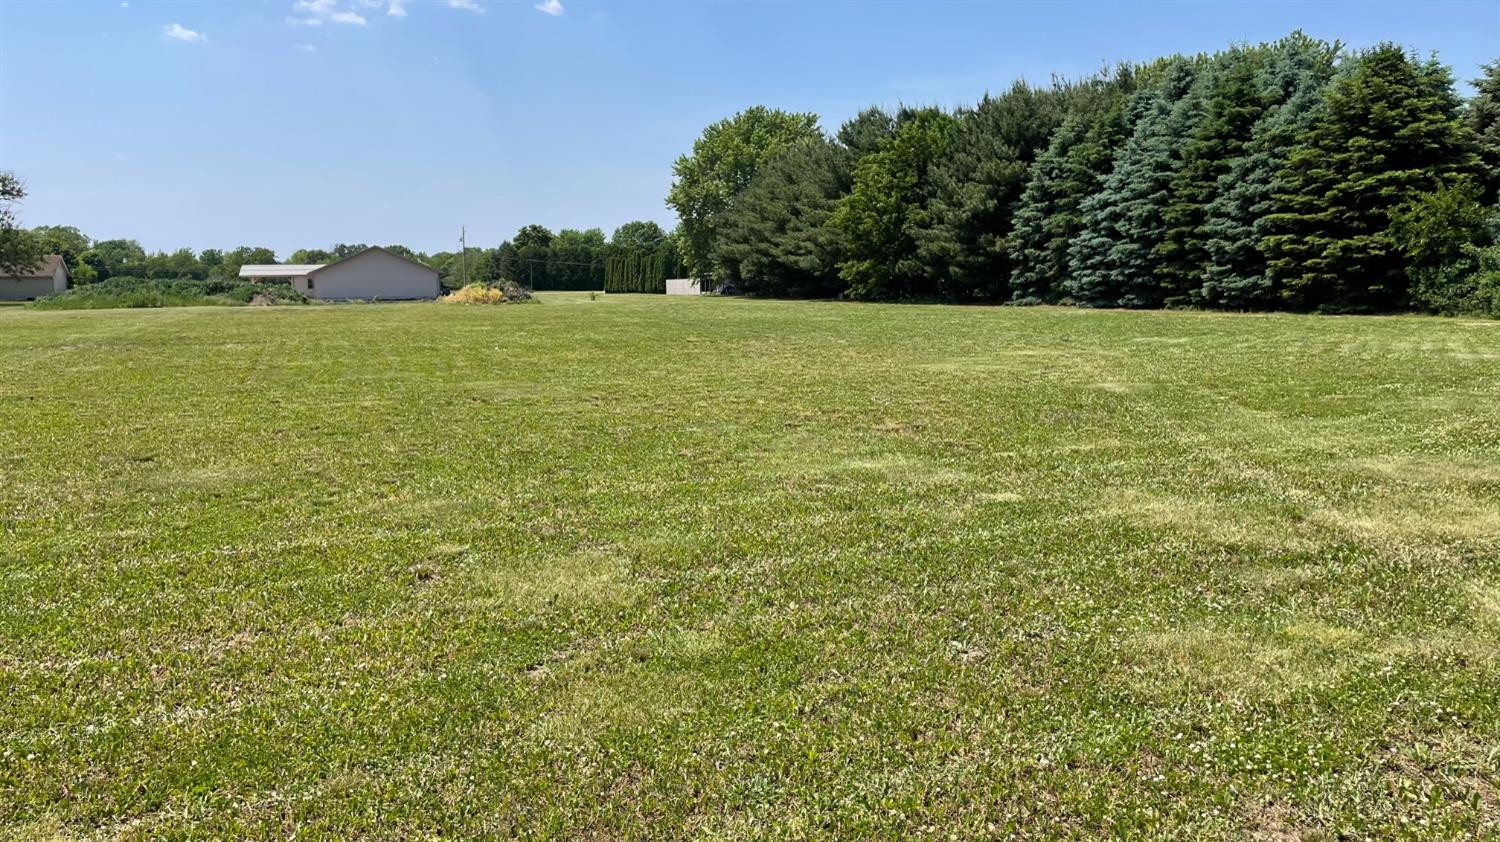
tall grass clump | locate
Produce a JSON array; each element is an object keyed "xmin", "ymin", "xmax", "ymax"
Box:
[
  {"xmin": 442, "ymin": 281, "xmax": 533, "ymax": 304},
  {"xmin": 28, "ymin": 277, "xmax": 308, "ymax": 310}
]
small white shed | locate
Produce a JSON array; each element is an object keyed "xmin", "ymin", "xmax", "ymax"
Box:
[
  {"xmin": 665, "ymin": 277, "xmax": 701, "ymax": 296},
  {"xmin": 240, "ymin": 247, "xmax": 440, "ymax": 300},
  {"xmin": 0, "ymin": 254, "xmax": 70, "ymax": 301}
]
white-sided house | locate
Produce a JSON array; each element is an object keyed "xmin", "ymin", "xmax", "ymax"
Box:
[
  {"xmin": 1, "ymin": 254, "xmax": 70, "ymax": 301},
  {"xmin": 664, "ymin": 277, "xmax": 701, "ymax": 296},
  {"xmin": 240, "ymin": 247, "xmax": 441, "ymax": 301}
]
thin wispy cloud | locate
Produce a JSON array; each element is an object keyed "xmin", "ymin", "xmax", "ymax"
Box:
[
  {"xmin": 387, "ymin": 0, "xmax": 407, "ymax": 18},
  {"xmin": 164, "ymin": 23, "xmax": 205, "ymax": 42},
  {"xmin": 448, "ymin": 0, "xmax": 484, "ymax": 12},
  {"xmin": 296, "ymin": 43, "xmax": 317, "ymax": 52},
  {"xmin": 534, "ymin": 0, "xmax": 564, "ymax": 16}
]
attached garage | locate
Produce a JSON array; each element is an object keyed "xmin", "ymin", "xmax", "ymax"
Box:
[
  {"xmin": 240, "ymin": 247, "xmax": 440, "ymax": 301},
  {"xmin": 1, "ymin": 254, "xmax": 70, "ymax": 301}
]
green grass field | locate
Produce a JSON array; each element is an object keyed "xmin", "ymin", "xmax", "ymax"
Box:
[{"xmin": 2, "ymin": 294, "xmax": 1498, "ymax": 838}]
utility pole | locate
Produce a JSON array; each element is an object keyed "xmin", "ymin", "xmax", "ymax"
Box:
[{"xmin": 460, "ymin": 226, "xmax": 469, "ymax": 287}]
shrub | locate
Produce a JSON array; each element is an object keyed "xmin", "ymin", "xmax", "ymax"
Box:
[
  {"xmin": 1389, "ymin": 181, "xmax": 1493, "ymax": 315},
  {"xmin": 441, "ymin": 281, "xmax": 532, "ymax": 305},
  {"xmin": 28, "ymin": 277, "xmax": 307, "ymax": 310}
]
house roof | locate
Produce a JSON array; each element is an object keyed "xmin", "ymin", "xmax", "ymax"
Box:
[
  {"xmin": 308, "ymin": 246, "xmax": 439, "ymax": 277},
  {"xmin": 239, "ymin": 264, "xmax": 324, "ymax": 277},
  {"xmin": 3, "ymin": 254, "xmax": 68, "ymax": 281},
  {"xmin": 237, "ymin": 248, "xmax": 438, "ymax": 280}
]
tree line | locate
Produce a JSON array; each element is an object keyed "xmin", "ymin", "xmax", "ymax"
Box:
[
  {"xmin": 4, "ymin": 207, "xmax": 680, "ymax": 294},
  {"xmin": 666, "ymin": 34, "xmax": 1500, "ymax": 315}
]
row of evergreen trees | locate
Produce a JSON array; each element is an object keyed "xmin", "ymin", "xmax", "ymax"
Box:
[
  {"xmin": 603, "ymin": 249, "xmax": 677, "ymax": 293},
  {"xmin": 671, "ymin": 34, "xmax": 1500, "ymax": 314}
]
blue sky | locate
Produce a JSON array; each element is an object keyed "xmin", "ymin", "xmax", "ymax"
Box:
[{"xmin": 1, "ymin": 0, "xmax": 1495, "ymax": 257}]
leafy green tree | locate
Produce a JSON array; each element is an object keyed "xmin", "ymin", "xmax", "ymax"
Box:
[
  {"xmin": 666, "ymin": 106, "xmax": 822, "ymax": 282},
  {"xmin": 1471, "ymin": 60, "xmax": 1500, "ymax": 204},
  {"xmin": 82, "ymin": 239, "xmax": 149, "ymax": 281},
  {"xmin": 287, "ymin": 248, "xmax": 333, "ymax": 263},
  {"xmin": 547, "ymin": 228, "xmax": 606, "ymax": 290},
  {"xmin": 603, "ymin": 222, "xmax": 680, "ymax": 293},
  {"xmin": 146, "ymin": 247, "xmax": 201, "ymax": 279},
  {"xmin": 382, "ymin": 244, "xmax": 421, "ymax": 262},
  {"xmin": 511, "ymin": 225, "xmax": 555, "ymax": 288},
  {"xmin": 513, "ymin": 225, "xmax": 554, "ymax": 251},
  {"xmin": 918, "ymin": 81, "xmax": 1068, "ymax": 300},
  {"xmin": 1199, "ymin": 33, "xmax": 1339, "ymax": 308},
  {"xmin": 610, "ymin": 221, "xmax": 667, "ymax": 250},
  {"xmin": 1007, "ymin": 65, "xmax": 1141, "ymax": 303},
  {"xmin": 226, "ymin": 246, "xmax": 275, "ymax": 265},
  {"xmin": 715, "ymin": 137, "xmax": 850, "ymax": 297},
  {"xmin": 1389, "ymin": 179, "xmax": 1493, "ymax": 313},
  {"xmin": 0, "ymin": 171, "xmax": 43, "ymax": 275},
  {"xmin": 1068, "ymin": 58, "xmax": 1202, "ymax": 307},
  {"xmin": 29, "ymin": 225, "xmax": 91, "ymax": 268},
  {"xmin": 830, "ymin": 107, "xmax": 955, "ymax": 300},
  {"xmin": 1263, "ymin": 45, "xmax": 1479, "ymax": 311},
  {"xmin": 487, "ymin": 241, "xmax": 517, "ymax": 283}
]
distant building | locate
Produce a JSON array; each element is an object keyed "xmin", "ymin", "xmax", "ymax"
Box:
[
  {"xmin": 0, "ymin": 254, "xmax": 70, "ymax": 301},
  {"xmin": 665, "ymin": 278, "xmax": 701, "ymax": 296},
  {"xmin": 240, "ymin": 246, "xmax": 440, "ymax": 300}
]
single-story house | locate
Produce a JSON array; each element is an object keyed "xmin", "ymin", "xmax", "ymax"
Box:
[
  {"xmin": 665, "ymin": 278, "xmax": 701, "ymax": 296},
  {"xmin": 1, "ymin": 254, "xmax": 70, "ymax": 301},
  {"xmin": 240, "ymin": 246, "xmax": 440, "ymax": 300}
]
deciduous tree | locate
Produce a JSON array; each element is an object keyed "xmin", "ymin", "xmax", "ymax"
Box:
[{"xmin": 665, "ymin": 106, "xmax": 822, "ymax": 282}]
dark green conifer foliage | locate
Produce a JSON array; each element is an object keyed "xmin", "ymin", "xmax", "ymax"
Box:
[
  {"xmin": 836, "ymin": 107, "xmax": 898, "ymax": 158},
  {"xmin": 1199, "ymin": 34, "xmax": 1339, "ymax": 309},
  {"xmin": 918, "ymin": 81, "xmax": 1067, "ymax": 300},
  {"xmin": 1155, "ymin": 47, "xmax": 1267, "ymax": 304},
  {"xmin": 1067, "ymin": 58, "xmax": 1201, "ymax": 307},
  {"xmin": 1007, "ymin": 66, "xmax": 1140, "ymax": 303},
  {"xmin": 1471, "ymin": 60, "xmax": 1500, "ymax": 204},
  {"xmin": 1263, "ymin": 45, "xmax": 1479, "ymax": 311},
  {"xmin": 714, "ymin": 137, "xmax": 850, "ymax": 298}
]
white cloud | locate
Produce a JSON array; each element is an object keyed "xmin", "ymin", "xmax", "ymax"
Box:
[
  {"xmin": 289, "ymin": 0, "xmax": 367, "ymax": 27},
  {"xmin": 448, "ymin": 0, "xmax": 484, "ymax": 12},
  {"xmin": 164, "ymin": 23, "xmax": 205, "ymax": 42},
  {"xmin": 533, "ymin": 0, "xmax": 563, "ymax": 15},
  {"xmin": 387, "ymin": 0, "xmax": 407, "ymax": 17},
  {"xmin": 297, "ymin": 43, "xmax": 317, "ymax": 52}
]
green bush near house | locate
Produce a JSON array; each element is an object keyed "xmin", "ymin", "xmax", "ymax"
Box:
[{"xmin": 26, "ymin": 276, "xmax": 308, "ymax": 310}]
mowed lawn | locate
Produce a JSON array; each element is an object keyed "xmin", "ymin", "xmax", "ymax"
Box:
[{"xmin": 2, "ymin": 295, "xmax": 1498, "ymax": 838}]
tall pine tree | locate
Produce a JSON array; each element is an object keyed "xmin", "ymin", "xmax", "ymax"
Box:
[
  {"xmin": 1007, "ymin": 66, "xmax": 1140, "ymax": 303},
  {"xmin": 1067, "ymin": 57, "xmax": 1202, "ymax": 307},
  {"xmin": 1471, "ymin": 60, "xmax": 1500, "ymax": 205},
  {"xmin": 714, "ymin": 137, "xmax": 850, "ymax": 298},
  {"xmin": 917, "ymin": 81, "xmax": 1067, "ymax": 301},
  {"xmin": 1155, "ymin": 47, "xmax": 1269, "ymax": 303},
  {"xmin": 1199, "ymin": 33, "xmax": 1339, "ymax": 308},
  {"xmin": 1263, "ymin": 45, "xmax": 1478, "ymax": 311}
]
